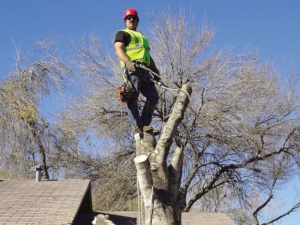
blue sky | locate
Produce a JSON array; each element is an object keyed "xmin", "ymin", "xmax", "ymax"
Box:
[
  {"xmin": 1, "ymin": 1, "xmax": 300, "ymax": 224},
  {"xmin": 1, "ymin": 0, "xmax": 300, "ymax": 76}
]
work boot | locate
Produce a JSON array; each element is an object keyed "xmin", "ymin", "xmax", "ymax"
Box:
[
  {"xmin": 143, "ymin": 126, "xmax": 160, "ymax": 136},
  {"xmin": 143, "ymin": 125, "xmax": 153, "ymax": 133},
  {"xmin": 133, "ymin": 126, "xmax": 140, "ymax": 135},
  {"xmin": 153, "ymin": 129, "xmax": 160, "ymax": 136},
  {"xmin": 133, "ymin": 125, "xmax": 144, "ymax": 139}
]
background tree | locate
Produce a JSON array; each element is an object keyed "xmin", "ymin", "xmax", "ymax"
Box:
[
  {"xmin": 147, "ymin": 10, "xmax": 300, "ymax": 225},
  {"xmin": 0, "ymin": 38, "xmax": 70, "ymax": 179},
  {"xmin": 60, "ymin": 10, "xmax": 300, "ymax": 224}
]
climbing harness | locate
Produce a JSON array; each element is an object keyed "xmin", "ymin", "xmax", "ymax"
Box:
[{"xmin": 117, "ymin": 62, "xmax": 191, "ymax": 103}]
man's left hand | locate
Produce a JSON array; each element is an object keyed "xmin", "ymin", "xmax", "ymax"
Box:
[{"xmin": 125, "ymin": 60, "xmax": 136, "ymax": 73}]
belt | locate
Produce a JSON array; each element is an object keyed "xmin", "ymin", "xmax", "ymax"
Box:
[{"xmin": 132, "ymin": 60, "xmax": 147, "ymax": 67}]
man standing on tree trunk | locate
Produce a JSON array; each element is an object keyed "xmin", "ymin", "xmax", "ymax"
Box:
[{"xmin": 114, "ymin": 8, "xmax": 160, "ymax": 137}]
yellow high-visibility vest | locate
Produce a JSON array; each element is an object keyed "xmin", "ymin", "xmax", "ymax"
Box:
[{"xmin": 120, "ymin": 28, "xmax": 150, "ymax": 67}]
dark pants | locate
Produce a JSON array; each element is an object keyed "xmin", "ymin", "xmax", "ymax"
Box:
[{"xmin": 127, "ymin": 67, "xmax": 159, "ymax": 128}]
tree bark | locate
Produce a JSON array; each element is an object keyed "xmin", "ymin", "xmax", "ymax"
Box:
[{"xmin": 134, "ymin": 84, "xmax": 191, "ymax": 225}]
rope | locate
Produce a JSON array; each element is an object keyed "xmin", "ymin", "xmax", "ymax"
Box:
[
  {"xmin": 154, "ymin": 80, "xmax": 190, "ymax": 99},
  {"xmin": 149, "ymin": 186, "xmax": 154, "ymax": 225},
  {"xmin": 137, "ymin": 63, "xmax": 191, "ymax": 99},
  {"xmin": 120, "ymin": 102, "xmax": 123, "ymax": 122},
  {"xmin": 137, "ymin": 180, "xmax": 143, "ymax": 225}
]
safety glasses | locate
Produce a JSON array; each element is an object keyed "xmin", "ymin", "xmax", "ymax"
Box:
[{"xmin": 125, "ymin": 16, "xmax": 138, "ymax": 21}]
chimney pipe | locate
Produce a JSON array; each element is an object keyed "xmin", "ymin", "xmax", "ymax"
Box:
[{"xmin": 34, "ymin": 165, "xmax": 43, "ymax": 182}]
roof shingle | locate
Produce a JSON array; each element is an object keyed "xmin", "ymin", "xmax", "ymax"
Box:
[
  {"xmin": 89, "ymin": 211, "xmax": 235, "ymax": 225},
  {"xmin": 0, "ymin": 179, "xmax": 91, "ymax": 225},
  {"xmin": 0, "ymin": 179, "xmax": 234, "ymax": 225}
]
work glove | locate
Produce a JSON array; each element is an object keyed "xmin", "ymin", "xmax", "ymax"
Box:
[{"xmin": 125, "ymin": 60, "xmax": 136, "ymax": 73}]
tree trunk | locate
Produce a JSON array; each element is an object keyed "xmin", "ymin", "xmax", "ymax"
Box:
[
  {"xmin": 134, "ymin": 84, "xmax": 191, "ymax": 225},
  {"xmin": 30, "ymin": 121, "xmax": 50, "ymax": 179}
]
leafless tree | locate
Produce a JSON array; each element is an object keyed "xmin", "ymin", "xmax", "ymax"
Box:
[
  {"xmin": 147, "ymin": 10, "xmax": 300, "ymax": 224},
  {"xmin": 4, "ymin": 9, "xmax": 300, "ymax": 225},
  {"xmin": 0, "ymin": 38, "xmax": 70, "ymax": 179}
]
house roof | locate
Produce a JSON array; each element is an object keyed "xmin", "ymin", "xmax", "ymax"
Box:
[
  {"xmin": 0, "ymin": 179, "xmax": 234, "ymax": 225},
  {"xmin": 0, "ymin": 179, "xmax": 92, "ymax": 225},
  {"xmin": 182, "ymin": 212, "xmax": 234, "ymax": 225},
  {"xmin": 85, "ymin": 211, "xmax": 235, "ymax": 225}
]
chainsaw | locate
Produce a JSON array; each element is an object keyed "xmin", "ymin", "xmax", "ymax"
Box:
[{"xmin": 117, "ymin": 83, "xmax": 135, "ymax": 102}]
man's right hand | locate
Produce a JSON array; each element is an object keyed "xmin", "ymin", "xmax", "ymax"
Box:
[{"xmin": 125, "ymin": 60, "xmax": 136, "ymax": 73}]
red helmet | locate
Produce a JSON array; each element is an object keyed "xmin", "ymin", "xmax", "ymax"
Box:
[{"xmin": 124, "ymin": 8, "xmax": 139, "ymax": 20}]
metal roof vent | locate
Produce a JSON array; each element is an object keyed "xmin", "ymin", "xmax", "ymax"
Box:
[{"xmin": 34, "ymin": 165, "xmax": 43, "ymax": 182}]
